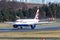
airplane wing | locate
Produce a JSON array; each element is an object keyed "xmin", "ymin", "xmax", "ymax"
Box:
[
  {"xmin": 4, "ymin": 21, "xmax": 54, "ymax": 25},
  {"xmin": 35, "ymin": 21, "xmax": 54, "ymax": 25},
  {"xmin": 4, "ymin": 22, "xmax": 14, "ymax": 24}
]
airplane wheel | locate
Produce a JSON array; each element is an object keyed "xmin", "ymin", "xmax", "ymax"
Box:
[
  {"xmin": 13, "ymin": 25, "xmax": 18, "ymax": 28},
  {"xmin": 31, "ymin": 25, "xmax": 36, "ymax": 29},
  {"xmin": 20, "ymin": 27, "xmax": 23, "ymax": 29}
]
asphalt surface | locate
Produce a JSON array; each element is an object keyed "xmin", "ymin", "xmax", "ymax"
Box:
[{"xmin": 0, "ymin": 24, "xmax": 60, "ymax": 32}]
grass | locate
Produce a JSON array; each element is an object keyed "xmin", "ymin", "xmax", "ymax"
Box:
[
  {"xmin": 0, "ymin": 23, "xmax": 12, "ymax": 28},
  {"xmin": 0, "ymin": 30, "xmax": 60, "ymax": 37},
  {"xmin": 55, "ymin": 19, "xmax": 60, "ymax": 22}
]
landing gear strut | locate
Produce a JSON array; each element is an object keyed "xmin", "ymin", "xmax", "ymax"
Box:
[
  {"xmin": 20, "ymin": 27, "xmax": 23, "ymax": 29},
  {"xmin": 13, "ymin": 25, "xmax": 18, "ymax": 28},
  {"xmin": 31, "ymin": 24, "xmax": 36, "ymax": 29}
]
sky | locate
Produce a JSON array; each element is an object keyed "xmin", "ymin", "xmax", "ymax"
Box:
[{"xmin": 17, "ymin": 0, "xmax": 60, "ymax": 4}]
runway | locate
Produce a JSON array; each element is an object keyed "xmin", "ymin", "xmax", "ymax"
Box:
[{"xmin": 0, "ymin": 25, "xmax": 60, "ymax": 32}]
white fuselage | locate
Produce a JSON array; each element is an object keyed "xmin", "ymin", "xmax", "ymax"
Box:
[{"xmin": 14, "ymin": 19, "xmax": 39, "ymax": 25}]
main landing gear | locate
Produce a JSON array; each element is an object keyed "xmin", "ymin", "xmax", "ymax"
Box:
[
  {"xmin": 31, "ymin": 24, "xmax": 36, "ymax": 29},
  {"xmin": 13, "ymin": 25, "xmax": 23, "ymax": 29}
]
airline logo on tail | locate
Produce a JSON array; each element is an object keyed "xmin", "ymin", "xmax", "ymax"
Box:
[{"xmin": 34, "ymin": 9, "xmax": 39, "ymax": 21}]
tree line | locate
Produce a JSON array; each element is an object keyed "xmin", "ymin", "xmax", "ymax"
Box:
[{"xmin": 0, "ymin": 2, "xmax": 60, "ymax": 22}]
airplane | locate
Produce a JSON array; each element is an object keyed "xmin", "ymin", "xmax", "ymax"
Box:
[{"xmin": 13, "ymin": 9, "xmax": 54, "ymax": 29}]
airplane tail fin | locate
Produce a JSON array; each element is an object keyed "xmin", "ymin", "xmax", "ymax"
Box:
[{"xmin": 34, "ymin": 9, "xmax": 39, "ymax": 20}]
